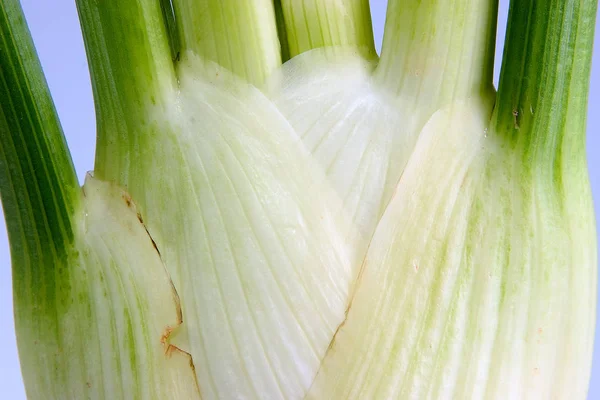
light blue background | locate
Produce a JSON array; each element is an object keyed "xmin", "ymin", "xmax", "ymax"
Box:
[{"xmin": 0, "ymin": 1, "xmax": 598, "ymax": 398}]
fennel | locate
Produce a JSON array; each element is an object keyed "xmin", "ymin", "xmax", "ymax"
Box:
[{"xmin": 0, "ymin": 0, "xmax": 597, "ymax": 399}]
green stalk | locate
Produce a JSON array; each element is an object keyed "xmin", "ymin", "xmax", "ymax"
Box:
[
  {"xmin": 375, "ymin": 0, "xmax": 498, "ymax": 100},
  {"xmin": 0, "ymin": 0, "xmax": 79, "ymax": 394},
  {"xmin": 0, "ymin": 0, "xmax": 79, "ymax": 255},
  {"xmin": 0, "ymin": 0, "xmax": 80, "ymax": 307},
  {"xmin": 493, "ymin": 0, "xmax": 597, "ymax": 169},
  {"xmin": 171, "ymin": 0, "xmax": 282, "ymax": 85},
  {"xmin": 491, "ymin": 4, "xmax": 598, "ymax": 394},
  {"xmin": 276, "ymin": 0, "xmax": 376, "ymax": 59},
  {"xmin": 75, "ymin": 0, "xmax": 176, "ymax": 185}
]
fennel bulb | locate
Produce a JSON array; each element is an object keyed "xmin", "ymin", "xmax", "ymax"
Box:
[{"xmin": 0, "ymin": 0, "xmax": 597, "ymax": 399}]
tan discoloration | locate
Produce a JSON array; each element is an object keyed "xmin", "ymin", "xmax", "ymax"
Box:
[{"xmin": 122, "ymin": 192, "xmax": 133, "ymax": 208}]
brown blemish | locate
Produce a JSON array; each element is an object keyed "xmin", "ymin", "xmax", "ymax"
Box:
[
  {"xmin": 145, "ymin": 227, "xmax": 161, "ymax": 256},
  {"xmin": 512, "ymin": 108, "xmax": 520, "ymax": 130},
  {"xmin": 117, "ymin": 189, "xmax": 158, "ymax": 255},
  {"xmin": 160, "ymin": 326, "xmax": 186, "ymax": 358},
  {"xmin": 161, "ymin": 326, "xmax": 176, "ymax": 355},
  {"xmin": 159, "ymin": 300, "xmax": 201, "ymax": 394},
  {"xmin": 122, "ymin": 192, "xmax": 133, "ymax": 207}
]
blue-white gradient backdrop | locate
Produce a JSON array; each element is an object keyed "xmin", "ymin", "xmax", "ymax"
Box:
[{"xmin": 0, "ymin": 1, "xmax": 598, "ymax": 398}]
